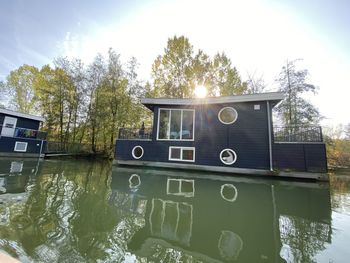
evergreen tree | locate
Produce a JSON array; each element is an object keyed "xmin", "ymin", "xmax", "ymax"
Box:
[{"xmin": 275, "ymin": 60, "xmax": 321, "ymax": 126}]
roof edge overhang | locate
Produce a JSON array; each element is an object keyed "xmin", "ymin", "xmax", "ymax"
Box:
[
  {"xmin": 141, "ymin": 92, "xmax": 284, "ymax": 110},
  {"xmin": 0, "ymin": 108, "xmax": 45, "ymax": 122}
]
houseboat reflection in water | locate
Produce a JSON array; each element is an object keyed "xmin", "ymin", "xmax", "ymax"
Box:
[
  {"xmin": 110, "ymin": 167, "xmax": 332, "ymax": 263},
  {"xmin": 0, "ymin": 158, "xmax": 41, "ymax": 194}
]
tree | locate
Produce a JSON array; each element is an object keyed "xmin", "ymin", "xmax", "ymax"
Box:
[
  {"xmin": 323, "ymin": 125, "xmax": 350, "ymax": 167},
  {"xmin": 54, "ymin": 57, "xmax": 87, "ymax": 145},
  {"xmin": 152, "ymin": 36, "xmax": 194, "ymax": 98},
  {"xmin": 5, "ymin": 65, "xmax": 39, "ymax": 113},
  {"xmin": 211, "ymin": 52, "xmax": 247, "ymax": 96},
  {"xmin": 152, "ymin": 36, "xmax": 247, "ymax": 98},
  {"xmin": 246, "ymin": 71, "xmax": 266, "ymax": 94},
  {"xmin": 86, "ymin": 54, "xmax": 106, "ymax": 152},
  {"xmin": 35, "ymin": 65, "xmax": 75, "ymax": 145},
  {"xmin": 344, "ymin": 123, "xmax": 350, "ymax": 141},
  {"xmin": 190, "ymin": 49, "xmax": 214, "ymax": 95},
  {"xmin": 275, "ymin": 60, "xmax": 321, "ymax": 126},
  {"xmin": 0, "ymin": 81, "xmax": 6, "ymax": 107}
]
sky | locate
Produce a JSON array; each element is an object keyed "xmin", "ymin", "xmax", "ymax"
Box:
[{"xmin": 1, "ymin": 0, "xmax": 349, "ymax": 126}]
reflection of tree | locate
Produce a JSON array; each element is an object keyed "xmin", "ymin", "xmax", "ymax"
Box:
[
  {"xmin": 279, "ymin": 215, "xmax": 331, "ymax": 262},
  {"xmin": 109, "ymin": 190, "xmax": 147, "ymax": 241},
  {"xmin": 0, "ymin": 160, "xmax": 126, "ymax": 262},
  {"xmin": 329, "ymin": 175, "xmax": 350, "ymax": 213}
]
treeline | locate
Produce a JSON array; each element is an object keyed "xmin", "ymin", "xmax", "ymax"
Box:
[
  {"xmin": 1, "ymin": 49, "xmax": 149, "ymax": 155},
  {"xmin": 1, "ymin": 35, "xmax": 330, "ymax": 158},
  {"xmin": 0, "ymin": 36, "xmax": 254, "ymax": 155}
]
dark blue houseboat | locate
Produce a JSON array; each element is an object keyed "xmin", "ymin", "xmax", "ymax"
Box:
[
  {"xmin": 0, "ymin": 108, "xmax": 46, "ymax": 158},
  {"xmin": 115, "ymin": 92, "xmax": 328, "ymax": 180}
]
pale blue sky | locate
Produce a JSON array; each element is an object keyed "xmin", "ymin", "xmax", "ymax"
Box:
[{"xmin": 1, "ymin": 0, "xmax": 349, "ymax": 125}]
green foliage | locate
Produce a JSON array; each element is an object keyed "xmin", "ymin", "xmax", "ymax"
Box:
[
  {"xmin": 345, "ymin": 123, "xmax": 350, "ymax": 140},
  {"xmin": 152, "ymin": 36, "xmax": 194, "ymax": 98},
  {"xmin": 5, "ymin": 64, "xmax": 39, "ymax": 113},
  {"xmin": 0, "ymin": 80, "xmax": 6, "ymax": 107},
  {"xmin": 275, "ymin": 59, "xmax": 321, "ymax": 125},
  {"xmin": 152, "ymin": 36, "xmax": 247, "ymax": 98},
  {"xmin": 2, "ymin": 49, "xmax": 147, "ymax": 156},
  {"xmin": 326, "ymin": 138, "xmax": 350, "ymax": 168},
  {"xmin": 211, "ymin": 52, "xmax": 247, "ymax": 96},
  {"xmin": 324, "ymin": 124, "xmax": 350, "ymax": 168}
]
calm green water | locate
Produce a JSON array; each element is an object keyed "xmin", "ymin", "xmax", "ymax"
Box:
[{"xmin": 0, "ymin": 159, "xmax": 349, "ymax": 263}]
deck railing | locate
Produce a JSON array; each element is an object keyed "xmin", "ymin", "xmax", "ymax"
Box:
[
  {"xmin": 0, "ymin": 125, "xmax": 47, "ymax": 140},
  {"xmin": 273, "ymin": 125, "xmax": 323, "ymax": 143},
  {"xmin": 46, "ymin": 141, "xmax": 101, "ymax": 154},
  {"xmin": 117, "ymin": 125, "xmax": 323, "ymax": 142},
  {"xmin": 118, "ymin": 127, "xmax": 153, "ymax": 140}
]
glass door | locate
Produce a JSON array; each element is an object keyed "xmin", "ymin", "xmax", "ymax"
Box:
[{"xmin": 1, "ymin": 116, "xmax": 17, "ymax": 137}]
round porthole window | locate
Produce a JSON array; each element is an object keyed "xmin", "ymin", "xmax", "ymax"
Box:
[
  {"xmin": 220, "ymin": 149, "xmax": 237, "ymax": 165},
  {"xmin": 132, "ymin": 146, "xmax": 144, "ymax": 159},
  {"xmin": 218, "ymin": 107, "xmax": 238, "ymax": 124}
]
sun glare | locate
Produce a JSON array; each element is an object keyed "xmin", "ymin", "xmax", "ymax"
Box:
[{"xmin": 194, "ymin": 85, "xmax": 207, "ymax": 98}]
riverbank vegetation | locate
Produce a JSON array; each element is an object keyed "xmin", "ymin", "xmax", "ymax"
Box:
[{"xmin": 324, "ymin": 124, "xmax": 350, "ymax": 169}]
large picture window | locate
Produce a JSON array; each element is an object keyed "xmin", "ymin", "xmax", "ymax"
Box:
[{"xmin": 157, "ymin": 109, "xmax": 195, "ymax": 140}]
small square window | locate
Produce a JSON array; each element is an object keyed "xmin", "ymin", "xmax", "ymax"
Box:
[
  {"xmin": 182, "ymin": 149, "xmax": 194, "ymax": 161},
  {"xmin": 169, "ymin": 147, "xmax": 195, "ymax": 162},
  {"xmin": 254, "ymin": 104, "xmax": 260, "ymax": 110},
  {"xmin": 14, "ymin": 142, "xmax": 28, "ymax": 152},
  {"xmin": 170, "ymin": 148, "xmax": 181, "ymax": 159}
]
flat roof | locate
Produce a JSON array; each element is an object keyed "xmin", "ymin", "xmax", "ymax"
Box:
[
  {"xmin": 0, "ymin": 108, "xmax": 45, "ymax": 122},
  {"xmin": 141, "ymin": 92, "xmax": 284, "ymax": 109}
]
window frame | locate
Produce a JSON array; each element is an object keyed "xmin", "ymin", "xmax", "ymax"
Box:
[
  {"xmin": 14, "ymin": 141, "xmax": 28, "ymax": 152},
  {"xmin": 218, "ymin": 106, "xmax": 238, "ymax": 125},
  {"xmin": 168, "ymin": 146, "xmax": 195, "ymax": 162},
  {"xmin": 220, "ymin": 148, "xmax": 237, "ymax": 165},
  {"xmin": 157, "ymin": 108, "xmax": 195, "ymax": 141},
  {"xmin": 132, "ymin": 145, "xmax": 144, "ymax": 159}
]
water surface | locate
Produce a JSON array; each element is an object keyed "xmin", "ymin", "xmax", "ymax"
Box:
[{"xmin": 0, "ymin": 158, "xmax": 349, "ymax": 262}]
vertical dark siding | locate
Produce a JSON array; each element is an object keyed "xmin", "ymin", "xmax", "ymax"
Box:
[
  {"xmin": 0, "ymin": 136, "xmax": 44, "ymax": 155},
  {"xmin": 273, "ymin": 143, "xmax": 327, "ymax": 172},
  {"xmin": 117, "ymin": 101, "xmax": 271, "ymax": 170}
]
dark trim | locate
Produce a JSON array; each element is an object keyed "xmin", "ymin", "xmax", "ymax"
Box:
[
  {"xmin": 0, "ymin": 152, "xmax": 41, "ymax": 158},
  {"xmin": 142, "ymin": 92, "xmax": 284, "ymax": 108}
]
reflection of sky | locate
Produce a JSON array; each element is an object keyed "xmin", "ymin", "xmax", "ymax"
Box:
[
  {"xmin": 316, "ymin": 175, "xmax": 350, "ymax": 261},
  {"xmin": 333, "ymin": 193, "xmax": 350, "ymax": 215},
  {"xmin": 315, "ymin": 212, "xmax": 350, "ymax": 262}
]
